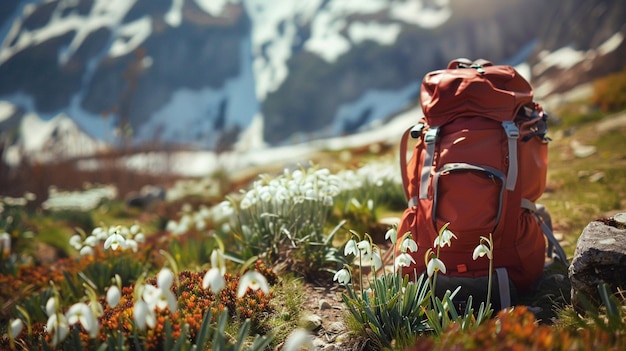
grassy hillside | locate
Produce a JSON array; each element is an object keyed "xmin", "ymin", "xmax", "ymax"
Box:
[{"xmin": 1, "ymin": 71, "xmax": 625, "ymax": 349}]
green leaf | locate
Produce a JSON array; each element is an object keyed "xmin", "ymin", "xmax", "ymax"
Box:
[
  {"xmin": 598, "ymin": 283, "xmax": 618, "ymax": 317},
  {"xmin": 235, "ymin": 319, "xmax": 251, "ymax": 351},
  {"xmin": 194, "ymin": 307, "xmax": 214, "ymax": 349},
  {"xmin": 164, "ymin": 319, "xmax": 174, "ymax": 351}
]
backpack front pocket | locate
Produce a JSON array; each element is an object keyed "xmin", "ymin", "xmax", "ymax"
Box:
[{"xmin": 432, "ymin": 163, "xmax": 505, "ymax": 246}]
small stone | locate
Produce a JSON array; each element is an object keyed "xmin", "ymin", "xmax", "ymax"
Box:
[
  {"xmin": 300, "ymin": 314, "xmax": 323, "ymax": 331},
  {"xmin": 334, "ymin": 332, "xmax": 352, "ymax": 344},
  {"xmin": 328, "ymin": 321, "xmax": 346, "ymax": 333},
  {"xmin": 589, "ymin": 172, "xmax": 605, "ymax": 183},
  {"xmin": 615, "ymin": 213, "xmax": 626, "ymax": 225},
  {"xmin": 319, "ymin": 299, "xmax": 332, "ymax": 310},
  {"xmin": 312, "ymin": 338, "xmax": 327, "ymax": 348},
  {"xmin": 570, "ymin": 140, "xmax": 596, "ymax": 158},
  {"xmin": 553, "ymin": 231, "xmax": 564, "ymax": 241}
]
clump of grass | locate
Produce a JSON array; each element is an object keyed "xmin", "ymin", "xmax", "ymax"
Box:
[
  {"xmin": 266, "ymin": 275, "xmax": 307, "ymax": 348},
  {"xmin": 592, "ymin": 65, "xmax": 626, "ymax": 112}
]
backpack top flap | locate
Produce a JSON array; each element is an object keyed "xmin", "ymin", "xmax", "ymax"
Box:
[{"xmin": 420, "ymin": 60, "xmax": 534, "ymax": 126}]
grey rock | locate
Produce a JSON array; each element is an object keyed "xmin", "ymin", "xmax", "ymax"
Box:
[
  {"xmin": 318, "ymin": 299, "xmax": 332, "ymax": 310},
  {"xmin": 126, "ymin": 185, "xmax": 165, "ymax": 208},
  {"xmin": 328, "ymin": 321, "xmax": 346, "ymax": 334},
  {"xmin": 569, "ymin": 218, "xmax": 626, "ymax": 312},
  {"xmin": 300, "ymin": 313, "xmax": 323, "ymax": 331}
]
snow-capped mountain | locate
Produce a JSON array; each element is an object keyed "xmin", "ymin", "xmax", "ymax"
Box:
[{"xmin": 0, "ymin": 0, "xmax": 624, "ymax": 158}]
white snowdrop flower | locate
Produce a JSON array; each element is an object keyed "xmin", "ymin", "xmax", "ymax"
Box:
[
  {"xmin": 323, "ymin": 196, "xmax": 333, "ymax": 206},
  {"xmin": 134, "ymin": 232, "xmax": 145, "ymax": 243},
  {"xmin": 69, "ymin": 234, "xmax": 83, "ymax": 250},
  {"xmin": 315, "ymin": 168, "xmax": 330, "ymax": 177},
  {"xmin": 9, "ymin": 318, "xmax": 23, "ymax": 339},
  {"xmin": 361, "ymin": 248, "xmax": 383, "ymax": 271},
  {"xmin": 216, "ymin": 201, "xmax": 234, "ymax": 218},
  {"xmin": 434, "ymin": 228, "xmax": 457, "ymax": 248},
  {"xmin": 269, "ymin": 179, "xmax": 281, "ymax": 188},
  {"xmin": 283, "ymin": 329, "xmax": 315, "ymax": 351},
  {"xmin": 367, "ymin": 199, "xmax": 374, "ymax": 211},
  {"xmin": 157, "ymin": 268, "xmax": 174, "ymax": 290},
  {"xmin": 80, "ymin": 246, "xmax": 94, "ymax": 256},
  {"xmin": 46, "ymin": 313, "xmax": 69, "ymax": 346},
  {"xmin": 240, "ymin": 196, "xmax": 253, "ymax": 210},
  {"xmin": 259, "ymin": 188, "xmax": 272, "ymax": 202},
  {"xmin": 427, "ymin": 257, "xmax": 447, "ymax": 277},
  {"xmin": 344, "ymin": 239, "xmax": 358, "ymax": 256},
  {"xmin": 114, "ymin": 225, "xmax": 130, "ymax": 238},
  {"xmin": 400, "ymin": 236, "xmax": 418, "ymax": 253},
  {"xmin": 195, "ymin": 216, "xmax": 207, "ymax": 231},
  {"xmin": 210, "ymin": 249, "xmax": 226, "ymax": 275},
  {"xmin": 125, "ymin": 239, "xmax": 138, "ymax": 252},
  {"xmin": 473, "ymin": 243, "xmax": 492, "ymax": 260},
  {"xmin": 1, "ymin": 232, "xmax": 10, "ymax": 256},
  {"xmin": 130, "ymin": 224, "xmax": 141, "ymax": 235},
  {"xmin": 84, "ymin": 235, "xmax": 98, "ymax": 247},
  {"xmin": 46, "ymin": 297, "xmax": 57, "ymax": 316},
  {"xmin": 154, "ymin": 287, "xmax": 177, "ymax": 312},
  {"xmin": 89, "ymin": 300, "xmax": 103, "ymax": 319},
  {"xmin": 274, "ymin": 188, "xmax": 289, "ymax": 202},
  {"xmin": 133, "ymin": 300, "xmax": 156, "ymax": 330},
  {"xmin": 104, "ymin": 232, "xmax": 127, "ymax": 251},
  {"xmin": 179, "ymin": 214, "xmax": 192, "ymax": 229},
  {"xmin": 166, "ymin": 220, "xmax": 178, "ymax": 233},
  {"xmin": 202, "ymin": 267, "xmax": 225, "ymax": 293},
  {"xmin": 92, "ymin": 227, "xmax": 108, "ymax": 240},
  {"xmin": 292, "ymin": 169, "xmax": 303, "ymax": 180},
  {"xmin": 385, "ymin": 228, "xmax": 397, "ymax": 245},
  {"xmin": 333, "ymin": 268, "xmax": 351, "ymax": 285},
  {"xmin": 237, "ymin": 271, "xmax": 270, "ymax": 298},
  {"xmin": 395, "ymin": 253, "xmax": 416, "ymax": 268},
  {"xmin": 142, "ymin": 284, "xmax": 159, "ymax": 306},
  {"xmin": 65, "ymin": 302, "xmax": 98, "ymax": 338},
  {"xmin": 356, "ymin": 240, "xmax": 372, "ymax": 256},
  {"xmin": 326, "ymin": 183, "xmax": 340, "ymax": 196},
  {"xmin": 107, "ymin": 285, "xmax": 121, "ymax": 308},
  {"xmin": 198, "ymin": 206, "xmax": 211, "ymax": 219},
  {"xmin": 305, "ymin": 189, "xmax": 317, "ymax": 200}
]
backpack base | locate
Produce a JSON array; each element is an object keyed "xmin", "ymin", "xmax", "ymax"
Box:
[{"xmin": 432, "ymin": 267, "xmax": 518, "ymax": 312}]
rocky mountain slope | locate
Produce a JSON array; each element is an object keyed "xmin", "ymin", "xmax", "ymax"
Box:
[{"xmin": 0, "ymin": 0, "xmax": 624, "ymax": 158}]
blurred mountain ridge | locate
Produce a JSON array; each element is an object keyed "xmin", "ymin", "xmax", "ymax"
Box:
[{"xmin": 0, "ymin": 0, "xmax": 624, "ymax": 162}]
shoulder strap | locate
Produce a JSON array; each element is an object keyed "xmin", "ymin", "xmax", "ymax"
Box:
[
  {"xmin": 400, "ymin": 126, "xmax": 413, "ymax": 201},
  {"xmin": 400, "ymin": 123, "xmax": 427, "ymax": 206},
  {"xmin": 419, "ymin": 126, "xmax": 439, "ymax": 200}
]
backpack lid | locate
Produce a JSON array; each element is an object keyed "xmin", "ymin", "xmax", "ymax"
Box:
[{"xmin": 420, "ymin": 59, "xmax": 533, "ymax": 126}]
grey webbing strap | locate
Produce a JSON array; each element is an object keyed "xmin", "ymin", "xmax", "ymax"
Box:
[
  {"xmin": 521, "ymin": 198, "xmax": 570, "ymax": 265},
  {"xmin": 520, "ymin": 198, "xmax": 537, "ymax": 212},
  {"xmin": 502, "ymin": 121, "xmax": 519, "ymax": 191},
  {"xmin": 539, "ymin": 219, "xmax": 569, "ymax": 265},
  {"xmin": 419, "ymin": 127, "xmax": 439, "ymax": 199},
  {"xmin": 408, "ymin": 196, "xmax": 418, "ymax": 207},
  {"xmin": 495, "ymin": 267, "xmax": 511, "ymax": 309}
]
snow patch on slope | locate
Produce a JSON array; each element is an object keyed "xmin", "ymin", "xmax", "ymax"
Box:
[
  {"xmin": 389, "ymin": 0, "xmax": 451, "ymax": 28},
  {"xmin": 246, "ymin": 0, "xmax": 452, "ymax": 100},
  {"xmin": 3, "ymin": 113, "xmax": 105, "ymax": 167},
  {"xmin": 0, "ymin": 0, "xmax": 140, "ymax": 65},
  {"xmin": 138, "ymin": 37, "xmax": 258, "ymax": 146}
]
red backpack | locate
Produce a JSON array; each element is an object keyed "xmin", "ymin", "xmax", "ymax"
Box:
[{"xmin": 397, "ymin": 58, "xmax": 564, "ymax": 299}]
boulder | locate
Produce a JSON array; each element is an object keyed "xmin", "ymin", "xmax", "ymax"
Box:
[
  {"xmin": 126, "ymin": 185, "xmax": 166, "ymax": 209},
  {"xmin": 569, "ymin": 213, "xmax": 626, "ymax": 312}
]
